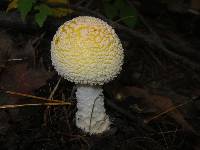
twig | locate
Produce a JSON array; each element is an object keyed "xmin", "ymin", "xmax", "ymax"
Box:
[
  {"xmin": 44, "ymin": 77, "xmax": 62, "ymax": 126},
  {"xmin": 0, "ymin": 102, "xmax": 69, "ymax": 109},
  {"xmin": 74, "ymin": 0, "xmax": 87, "ymax": 7},
  {"xmin": 69, "ymin": 85, "xmax": 77, "ymax": 100},
  {"xmin": 3, "ymin": 90, "xmax": 70, "ymax": 104},
  {"xmin": 158, "ymin": 124, "xmax": 169, "ymax": 149},
  {"xmin": 163, "ymin": 37, "xmax": 200, "ymax": 61},
  {"xmin": 115, "ymin": 16, "xmax": 136, "ymax": 23},
  {"xmin": 145, "ymin": 100, "xmax": 191, "ymax": 123},
  {"xmin": 146, "ymin": 46, "xmax": 164, "ymax": 68},
  {"xmin": 149, "ymin": 129, "xmax": 182, "ymax": 136},
  {"xmin": 48, "ymin": 77, "xmax": 62, "ymax": 99}
]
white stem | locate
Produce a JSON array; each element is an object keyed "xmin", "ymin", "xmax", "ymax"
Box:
[{"xmin": 75, "ymin": 85, "xmax": 110, "ymax": 134}]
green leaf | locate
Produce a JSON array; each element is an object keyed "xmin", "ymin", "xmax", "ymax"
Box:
[
  {"xmin": 120, "ymin": 5, "xmax": 137, "ymax": 27},
  {"xmin": 103, "ymin": 2, "xmax": 118, "ymax": 19},
  {"xmin": 18, "ymin": 0, "xmax": 35, "ymax": 21},
  {"xmin": 102, "ymin": 0, "xmax": 138, "ymax": 27},
  {"xmin": 34, "ymin": 4, "xmax": 52, "ymax": 27},
  {"xmin": 116, "ymin": 0, "xmax": 137, "ymax": 27}
]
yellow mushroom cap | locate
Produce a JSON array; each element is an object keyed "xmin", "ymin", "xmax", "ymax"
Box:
[{"xmin": 51, "ymin": 16, "xmax": 124, "ymax": 85}]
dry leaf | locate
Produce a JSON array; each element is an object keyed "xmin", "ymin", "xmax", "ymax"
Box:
[
  {"xmin": 0, "ymin": 63, "xmax": 54, "ymax": 94},
  {"xmin": 6, "ymin": 0, "xmax": 18, "ymax": 12},
  {"xmin": 0, "ymin": 33, "xmax": 54, "ymax": 97},
  {"xmin": 110, "ymin": 86, "xmax": 194, "ymax": 132}
]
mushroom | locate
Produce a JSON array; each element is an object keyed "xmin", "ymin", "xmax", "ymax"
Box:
[{"xmin": 51, "ymin": 16, "xmax": 124, "ymax": 134}]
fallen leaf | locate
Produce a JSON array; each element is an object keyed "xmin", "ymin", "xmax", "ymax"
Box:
[
  {"xmin": 0, "ymin": 63, "xmax": 54, "ymax": 94},
  {"xmin": 109, "ymin": 86, "xmax": 194, "ymax": 132},
  {"xmin": 0, "ymin": 32, "xmax": 53, "ymax": 134},
  {"xmin": 0, "ymin": 32, "xmax": 54, "ymax": 99}
]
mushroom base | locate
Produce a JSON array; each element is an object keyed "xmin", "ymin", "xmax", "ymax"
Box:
[{"xmin": 75, "ymin": 85, "xmax": 110, "ymax": 134}]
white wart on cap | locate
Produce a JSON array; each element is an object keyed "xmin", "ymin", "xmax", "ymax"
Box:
[{"xmin": 51, "ymin": 16, "xmax": 124, "ymax": 85}]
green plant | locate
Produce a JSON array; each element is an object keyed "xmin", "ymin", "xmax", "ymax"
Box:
[
  {"xmin": 103, "ymin": 0, "xmax": 138, "ymax": 27},
  {"xmin": 7, "ymin": 0, "xmax": 72, "ymax": 27}
]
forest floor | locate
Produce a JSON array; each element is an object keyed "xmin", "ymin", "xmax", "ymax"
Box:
[{"xmin": 0, "ymin": 0, "xmax": 200, "ymax": 150}]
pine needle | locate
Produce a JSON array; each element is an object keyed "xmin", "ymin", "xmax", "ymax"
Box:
[{"xmin": 0, "ymin": 102, "xmax": 70, "ymax": 109}]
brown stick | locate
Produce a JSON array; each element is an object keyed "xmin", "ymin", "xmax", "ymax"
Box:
[
  {"xmin": 145, "ymin": 100, "xmax": 191, "ymax": 123},
  {"xmin": 0, "ymin": 89, "xmax": 72, "ymax": 105},
  {"xmin": 5, "ymin": 90, "xmax": 70, "ymax": 104},
  {"xmin": 0, "ymin": 102, "xmax": 70, "ymax": 109}
]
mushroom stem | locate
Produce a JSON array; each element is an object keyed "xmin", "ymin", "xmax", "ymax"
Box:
[{"xmin": 75, "ymin": 85, "xmax": 110, "ymax": 134}]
